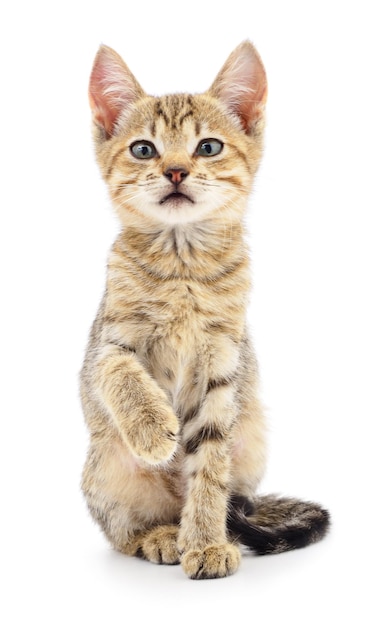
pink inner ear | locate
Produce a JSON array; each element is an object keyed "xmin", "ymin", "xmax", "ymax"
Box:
[
  {"xmin": 89, "ymin": 62, "xmax": 118, "ymax": 135},
  {"xmin": 89, "ymin": 45, "xmax": 144, "ymax": 136},
  {"xmin": 209, "ymin": 41, "xmax": 267, "ymax": 133},
  {"xmin": 237, "ymin": 70, "xmax": 267, "ymax": 132}
]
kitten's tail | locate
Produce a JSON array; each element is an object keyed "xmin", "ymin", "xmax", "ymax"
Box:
[{"xmin": 227, "ymin": 494, "xmax": 330, "ymax": 555}]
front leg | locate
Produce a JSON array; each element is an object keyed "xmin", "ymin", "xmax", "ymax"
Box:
[
  {"xmin": 95, "ymin": 343, "xmax": 179, "ymax": 464},
  {"xmin": 178, "ymin": 341, "xmax": 241, "ymax": 579}
]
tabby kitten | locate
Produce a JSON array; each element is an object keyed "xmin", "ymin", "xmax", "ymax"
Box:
[{"xmin": 80, "ymin": 41, "xmax": 329, "ymax": 579}]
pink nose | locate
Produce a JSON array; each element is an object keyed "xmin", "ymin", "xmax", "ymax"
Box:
[{"xmin": 164, "ymin": 167, "xmax": 189, "ymax": 185}]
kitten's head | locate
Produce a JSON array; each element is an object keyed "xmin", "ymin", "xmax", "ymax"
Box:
[{"xmin": 89, "ymin": 41, "xmax": 267, "ymax": 228}]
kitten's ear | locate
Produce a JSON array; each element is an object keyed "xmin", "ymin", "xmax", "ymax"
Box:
[
  {"xmin": 208, "ymin": 41, "xmax": 267, "ymax": 134},
  {"xmin": 89, "ymin": 45, "xmax": 145, "ymax": 137}
]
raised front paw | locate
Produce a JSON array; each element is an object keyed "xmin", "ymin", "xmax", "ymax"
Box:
[
  {"xmin": 126, "ymin": 405, "xmax": 179, "ymax": 465},
  {"xmin": 181, "ymin": 544, "xmax": 241, "ymax": 579}
]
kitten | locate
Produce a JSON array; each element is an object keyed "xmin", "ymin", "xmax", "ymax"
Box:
[{"xmin": 80, "ymin": 41, "xmax": 329, "ymax": 579}]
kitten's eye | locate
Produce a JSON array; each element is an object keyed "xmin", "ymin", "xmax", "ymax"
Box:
[
  {"xmin": 130, "ymin": 141, "xmax": 157, "ymax": 159},
  {"xmin": 196, "ymin": 138, "xmax": 223, "ymax": 157}
]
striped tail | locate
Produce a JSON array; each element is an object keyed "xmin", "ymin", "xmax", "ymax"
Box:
[{"xmin": 227, "ymin": 494, "xmax": 330, "ymax": 555}]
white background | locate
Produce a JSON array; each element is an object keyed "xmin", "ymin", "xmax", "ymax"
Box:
[{"xmin": 1, "ymin": 1, "xmax": 375, "ymax": 624}]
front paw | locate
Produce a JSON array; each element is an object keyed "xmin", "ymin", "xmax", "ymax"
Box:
[
  {"xmin": 126, "ymin": 406, "xmax": 179, "ymax": 465},
  {"xmin": 181, "ymin": 544, "xmax": 241, "ymax": 579}
]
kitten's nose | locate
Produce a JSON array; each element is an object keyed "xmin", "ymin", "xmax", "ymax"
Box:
[{"xmin": 164, "ymin": 167, "xmax": 189, "ymax": 185}]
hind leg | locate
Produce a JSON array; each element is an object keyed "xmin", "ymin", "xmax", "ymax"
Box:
[
  {"xmin": 85, "ymin": 492, "xmax": 181, "ymax": 564},
  {"xmin": 82, "ymin": 441, "xmax": 182, "ymax": 564},
  {"xmin": 124, "ymin": 525, "xmax": 180, "ymax": 564}
]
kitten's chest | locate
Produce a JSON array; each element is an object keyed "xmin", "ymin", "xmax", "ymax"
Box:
[
  {"xmin": 135, "ymin": 282, "xmax": 211, "ymax": 409},
  {"xmin": 105, "ymin": 237, "xmax": 249, "ymax": 410},
  {"xmin": 140, "ymin": 281, "xmax": 208, "ymax": 364}
]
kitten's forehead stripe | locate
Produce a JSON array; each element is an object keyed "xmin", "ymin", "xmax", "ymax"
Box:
[
  {"xmin": 155, "ymin": 100, "xmax": 170, "ymax": 126},
  {"xmin": 179, "ymin": 110, "xmax": 194, "ymax": 126},
  {"xmin": 154, "ymin": 94, "xmax": 199, "ymax": 132}
]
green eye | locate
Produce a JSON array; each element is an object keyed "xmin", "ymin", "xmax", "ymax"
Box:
[
  {"xmin": 130, "ymin": 141, "xmax": 157, "ymax": 159},
  {"xmin": 196, "ymin": 138, "xmax": 223, "ymax": 157}
]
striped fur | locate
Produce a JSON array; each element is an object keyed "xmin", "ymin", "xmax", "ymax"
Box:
[{"xmin": 80, "ymin": 41, "xmax": 329, "ymax": 580}]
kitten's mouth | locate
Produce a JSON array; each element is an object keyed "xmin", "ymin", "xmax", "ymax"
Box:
[{"xmin": 159, "ymin": 192, "xmax": 194, "ymax": 206}]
